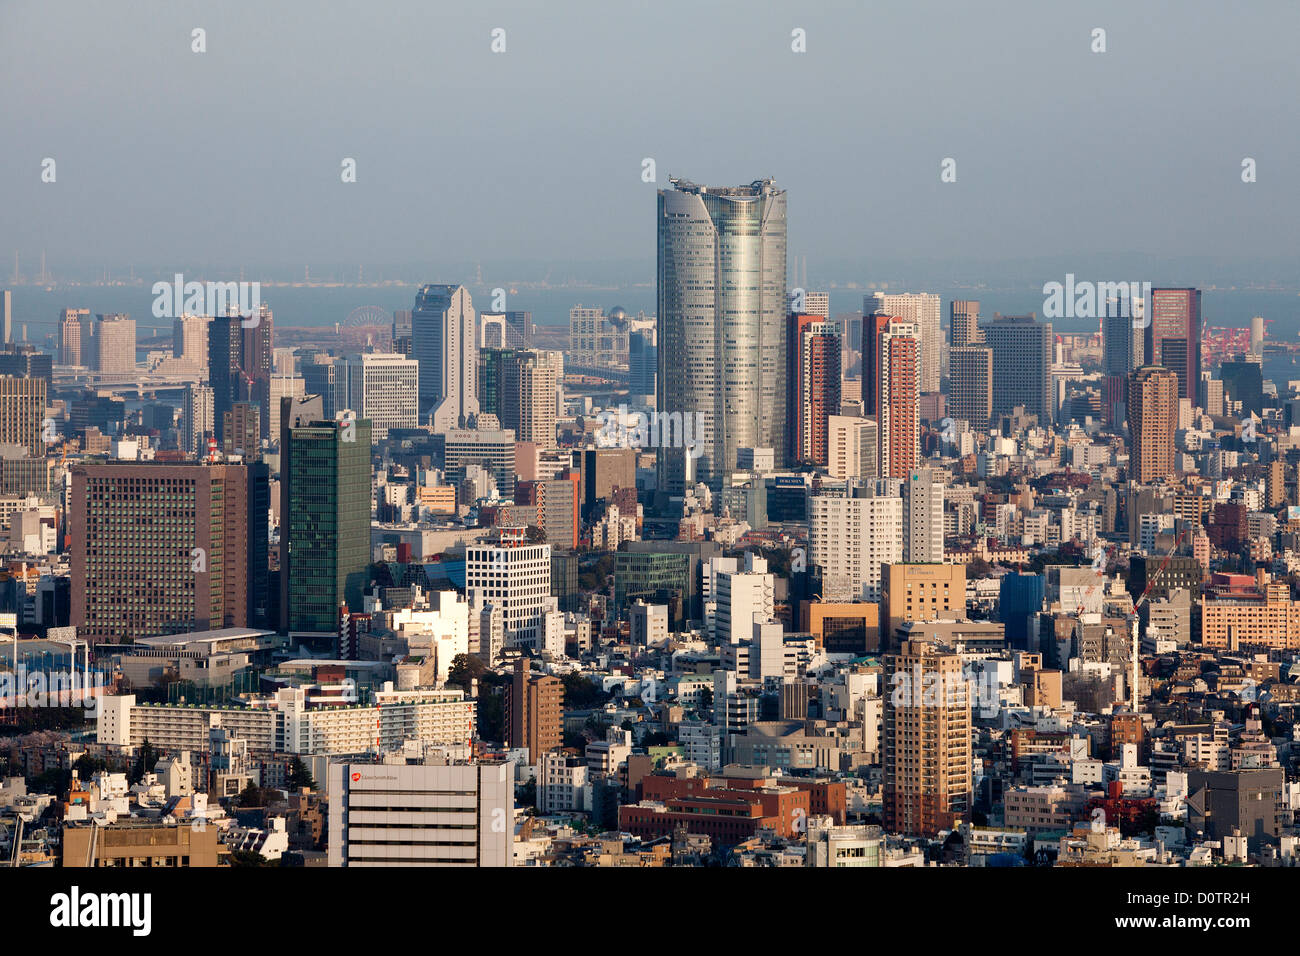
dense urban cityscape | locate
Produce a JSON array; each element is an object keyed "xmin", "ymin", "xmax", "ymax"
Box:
[{"xmin": 6, "ymin": 0, "xmax": 1297, "ymax": 938}]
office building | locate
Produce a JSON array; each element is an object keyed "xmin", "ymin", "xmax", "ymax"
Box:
[
  {"xmin": 1102, "ymin": 310, "xmax": 1144, "ymax": 424},
  {"xmin": 343, "ymin": 352, "xmax": 419, "ymax": 439},
  {"xmin": 464, "ymin": 529, "xmax": 553, "ymax": 650},
  {"xmin": 569, "ymin": 305, "xmax": 630, "ymax": 369},
  {"xmin": 412, "ymin": 283, "xmax": 479, "ymax": 429},
  {"xmin": 59, "ymin": 308, "xmax": 87, "ymax": 366},
  {"xmin": 95, "ymin": 313, "xmax": 136, "ymax": 380},
  {"xmin": 657, "ymin": 178, "xmax": 787, "ymax": 494},
  {"xmin": 70, "ymin": 462, "xmax": 268, "ymax": 642},
  {"xmin": 948, "ymin": 346, "xmax": 992, "ymax": 428},
  {"xmin": 629, "ymin": 329, "xmax": 656, "ymax": 398},
  {"xmin": 827, "ymin": 414, "xmax": 878, "ymax": 481},
  {"xmin": 880, "ymin": 563, "xmax": 966, "ymax": 646},
  {"xmin": 950, "ymin": 300, "xmax": 981, "ymax": 347},
  {"xmin": 327, "ymin": 761, "xmax": 512, "ymax": 867},
  {"xmin": 1146, "ymin": 288, "xmax": 1201, "ymax": 401},
  {"xmin": 984, "ymin": 314, "xmax": 1053, "ymax": 423},
  {"xmin": 281, "ymin": 414, "xmax": 372, "ymax": 635},
  {"xmin": 0, "ymin": 376, "xmax": 46, "ymax": 455},
  {"xmin": 181, "ymin": 384, "xmax": 215, "ymax": 457}
]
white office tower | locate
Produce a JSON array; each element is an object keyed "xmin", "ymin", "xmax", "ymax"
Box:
[
  {"xmin": 344, "ymin": 352, "xmax": 420, "ymax": 439},
  {"xmin": 710, "ymin": 552, "xmax": 775, "ymax": 646},
  {"xmin": 541, "ymin": 597, "xmax": 565, "ymax": 658},
  {"xmin": 903, "ymin": 468, "xmax": 944, "ymax": 563},
  {"xmin": 464, "ymin": 530, "xmax": 552, "ymax": 651},
  {"xmin": 327, "ymin": 762, "xmax": 512, "ymax": 867},
  {"xmin": 412, "ymin": 284, "xmax": 479, "ymax": 431},
  {"xmin": 753, "ymin": 618, "xmax": 785, "ymax": 682},
  {"xmin": 389, "ymin": 590, "xmax": 470, "ymax": 682},
  {"xmin": 809, "ymin": 486, "xmax": 904, "ymax": 601},
  {"xmin": 864, "ymin": 292, "xmax": 942, "ymax": 393}
]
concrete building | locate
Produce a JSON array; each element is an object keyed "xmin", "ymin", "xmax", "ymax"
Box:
[
  {"xmin": 327, "ymin": 761, "xmax": 512, "ymax": 866},
  {"xmin": 412, "ymin": 284, "xmax": 479, "ymax": 429},
  {"xmin": 809, "ymin": 489, "xmax": 903, "ymax": 602}
]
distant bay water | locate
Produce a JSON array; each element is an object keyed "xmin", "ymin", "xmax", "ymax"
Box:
[{"xmin": 8, "ymin": 283, "xmax": 1300, "ymax": 349}]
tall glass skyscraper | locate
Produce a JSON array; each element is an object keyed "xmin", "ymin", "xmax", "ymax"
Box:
[
  {"xmin": 656, "ymin": 178, "xmax": 787, "ymax": 496},
  {"xmin": 412, "ymin": 284, "xmax": 479, "ymax": 430}
]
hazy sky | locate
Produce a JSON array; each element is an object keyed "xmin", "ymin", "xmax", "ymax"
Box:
[{"xmin": 3, "ymin": 0, "xmax": 1298, "ymax": 284}]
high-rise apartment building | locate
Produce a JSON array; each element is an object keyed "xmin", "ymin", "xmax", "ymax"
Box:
[
  {"xmin": 983, "ymin": 314, "xmax": 1053, "ymax": 423},
  {"xmin": 883, "ymin": 639, "xmax": 972, "ymax": 837},
  {"xmin": 787, "ymin": 316, "xmax": 841, "ymax": 466},
  {"xmin": 1146, "ymin": 288, "xmax": 1201, "ymax": 401},
  {"xmin": 172, "ymin": 313, "xmax": 210, "ymax": 374},
  {"xmin": 181, "ymin": 384, "xmax": 214, "ymax": 455},
  {"xmin": 506, "ymin": 658, "xmax": 564, "ymax": 757},
  {"xmin": 950, "ymin": 300, "xmax": 981, "ymax": 347},
  {"xmin": 0, "ymin": 376, "xmax": 46, "ymax": 455},
  {"xmin": 281, "ymin": 415, "xmax": 372, "ymax": 635},
  {"xmin": 710, "ymin": 552, "xmax": 775, "ymax": 646},
  {"xmin": 948, "ymin": 346, "xmax": 993, "ymax": 428},
  {"xmin": 327, "ymin": 762, "xmax": 513, "ymax": 867},
  {"xmin": 412, "ymin": 284, "xmax": 479, "ymax": 430},
  {"xmin": 808, "ymin": 489, "xmax": 904, "ymax": 603},
  {"xmin": 1129, "ymin": 365, "xmax": 1178, "ymax": 484},
  {"xmin": 343, "ymin": 352, "xmax": 419, "ymax": 439},
  {"xmin": 877, "ymin": 320, "xmax": 921, "ymax": 479},
  {"xmin": 657, "ymin": 178, "xmax": 787, "ymax": 494},
  {"xmin": 903, "ymin": 468, "xmax": 944, "ymax": 563},
  {"xmin": 70, "ymin": 462, "xmax": 268, "ymax": 642},
  {"xmin": 865, "ymin": 293, "xmax": 942, "ymax": 393}
]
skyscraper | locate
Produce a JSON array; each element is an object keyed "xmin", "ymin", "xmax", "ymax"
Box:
[
  {"xmin": 412, "ymin": 284, "xmax": 479, "ymax": 430},
  {"xmin": 0, "ymin": 290, "xmax": 9, "ymax": 344},
  {"xmin": 1146, "ymin": 288, "xmax": 1201, "ymax": 401},
  {"xmin": 865, "ymin": 293, "xmax": 942, "ymax": 394},
  {"xmin": 948, "ymin": 345, "xmax": 993, "ymax": 428},
  {"xmin": 878, "ymin": 319, "xmax": 921, "ymax": 479},
  {"xmin": 903, "ymin": 468, "xmax": 944, "ymax": 563},
  {"xmin": 1130, "ymin": 365, "xmax": 1178, "ymax": 484},
  {"xmin": 95, "ymin": 313, "xmax": 136, "ymax": 380},
  {"xmin": 342, "ymin": 352, "xmax": 419, "ymax": 439},
  {"xmin": 281, "ymin": 414, "xmax": 372, "ymax": 635},
  {"xmin": 983, "ymin": 314, "xmax": 1053, "ymax": 423},
  {"xmin": 0, "ymin": 376, "xmax": 46, "ymax": 455},
  {"xmin": 950, "ymin": 300, "xmax": 981, "ymax": 347},
  {"xmin": 59, "ymin": 308, "xmax": 87, "ymax": 366},
  {"xmin": 787, "ymin": 315, "xmax": 841, "ymax": 466},
  {"xmin": 1102, "ymin": 309, "xmax": 1144, "ymax": 424},
  {"xmin": 657, "ymin": 178, "xmax": 787, "ymax": 495},
  {"xmin": 883, "ymin": 638, "xmax": 972, "ymax": 837},
  {"xmin": 208, "ymin": 307, "xmax": 274, "ymax": 444},
  {"xmin": 628, "ymin": 329, "xmax": 656, "ymax": 398}
]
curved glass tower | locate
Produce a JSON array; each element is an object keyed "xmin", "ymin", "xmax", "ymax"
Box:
[{"xmin": 656, "ymin": 178, "xmax": 787, "ymax": 496}]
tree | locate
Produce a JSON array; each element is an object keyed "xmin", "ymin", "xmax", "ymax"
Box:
[
  {"xmin": 447, "ymin": 653, "xmax": 488, "ymax": 692},
  {"xmin": 288, "ymin": 757, "xmax": 316, "ymax": 792},
  {"xmin": 129, "ymin": 739, "xmax": 158, "ymax": 785},
  {"xmin": 525, "ymin": 525, "xmax": 547, "ymax": 543}
]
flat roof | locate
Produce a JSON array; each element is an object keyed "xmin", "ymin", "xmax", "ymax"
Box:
[{"xmin": 134, "ymin": 628, "xmax": 279, "ymax": 649}]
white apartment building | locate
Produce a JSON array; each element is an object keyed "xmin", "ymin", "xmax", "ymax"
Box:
[
  {"xmin": 97, "ymin": 686, "xmax": 475, "ymax": 756},
  {"xmin": 827, "ymin": 415, "xmax": 878, "ymax": 481},
  {"xmin": 389, "ymin": 590, "xmax": 470, "ymax": 681},
  {"xmin": 630, "ymin": 601, "xmax": 669, "ymax": 648},
  {"xmin": 463, "ymin": 534, "xmax": 553, "ymax": 651},
  {"xmin": 809, "ymin": 491, "xmax": 904, "ymax": 601},
  {"xmin": 538, "ymin": 750, "xmax": 587, "ymax": 814},
  {"xmin": 327, "ymin": 761, "xmax": 512, "ymax": 866}
]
